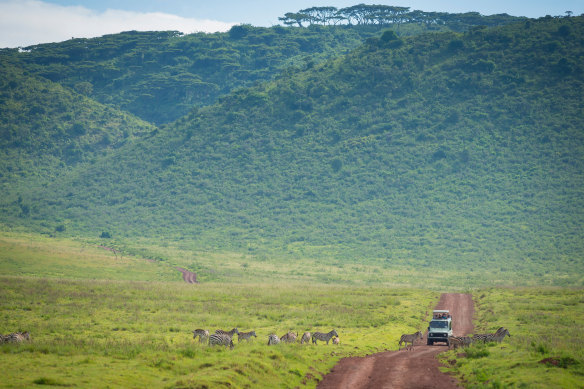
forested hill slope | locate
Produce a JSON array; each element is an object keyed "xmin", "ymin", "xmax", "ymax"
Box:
[
  {"xmin": 0, "ymin": 56, "xmax": 155, "ymax": 187},
  {"xmin": 2, "ymin": 16, "xmax": 583, "ymax": 282},
  {"xmin": 0, "ymin": 10, "xmax": 522, "ymax": 125}
]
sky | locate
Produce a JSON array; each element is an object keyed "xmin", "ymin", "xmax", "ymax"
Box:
[{"xmin": 1, "ymin": 0, "xmax": 582, "ymax": 48}]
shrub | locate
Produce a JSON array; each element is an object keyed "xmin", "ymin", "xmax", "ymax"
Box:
[{"xmin": 465, "ymin": 345, "xmax": 490, "ymax": 359}]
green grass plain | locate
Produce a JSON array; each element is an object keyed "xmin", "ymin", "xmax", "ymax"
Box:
[
  {"xmin": 0, "ymin": 277, "xmax": 435, "ymax": 388},
  {"xmin": 0, "ymin": 231, "xmax": 582, "ymax": 388},
  {"xmin": 0, "ymin": 232, "xmax": 437, "ymax": 388},
  {"xmin": 441, "ymin": 288, "xmax": 584, "ymax": 388}
]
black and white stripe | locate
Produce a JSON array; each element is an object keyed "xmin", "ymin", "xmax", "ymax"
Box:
[
  {"xmin": 215, "ymin": 328, "xmax": 239, "ymax": 338},
  {"xmin": 237, "ymin": 331, "xmax": 257, "ymax": 342},
  {"xmin": 312, "ymin": 329, "xmax": 338, "ymax": 345},
  {"xmin": 268, "ymin": 334, "xmax": 280, "ymax": 345},
  {"xmin": 448, "ymin": 336, "xmax": 473, "ymax": 349},
  {"xmin": 398, "ymin": 331, "xmax": 423, "ymax": 350},
  {"xmin": 208, "ymin": 333, "xmax": 234, "ymax": 349},
  {"xmin": 192, "ymin": 329, "xmax": 209, "ymax": 343},
  {"xmin": 472, "ymin": 327, "xmax": 510, "ymax": 343},
  {"xmin": 300, "ymin": 332, "xmax": 311, "ymax": 344},
  {"xmin": 280, "ymin": 331, "xmax": 298, "ymax": 343},
  {"xmin": 1, "ymin": 332, "xmax": 30, "ymax": 343},
  {"xmin": 491, "ymin": 328, "xmax": 510, "ymax": 343}
]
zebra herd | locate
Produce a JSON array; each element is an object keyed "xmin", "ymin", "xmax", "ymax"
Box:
[
  {"xmin": 449, "ymin": 326, "xmax": 511, "ymax": 350},
  {"xmin": 0, "ymin": 331, "xmax": 30, "ymax": 343},
  {"xmin": 193, "ymin": 328, "xmax": 339, "ymax": 349},
  {"xmin": 398, "ymin": 327, "xmax": 511, "ymax": 351}
]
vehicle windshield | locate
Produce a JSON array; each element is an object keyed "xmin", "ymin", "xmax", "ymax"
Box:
[{"xmin": 430, "ymin": 320, "xmax": 448, "ymax": 328}]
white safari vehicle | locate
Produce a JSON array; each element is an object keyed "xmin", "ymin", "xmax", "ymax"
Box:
[{"xmin": 427, "ymin": 309, "xmax": 452, "ymax": 346}]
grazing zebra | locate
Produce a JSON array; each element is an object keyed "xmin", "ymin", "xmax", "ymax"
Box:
[
  {"xmin": 2, "ymin": 332, "xmax": 30, "ymax": 343},
  {"xmin": 333, "ymin": 337, "xmax": 340, "ymax": 345},
  {"xmin": 312, "ymin": 330, "xmax": 338, "ymax": 345},
  {"xmin": 192, "ymin": 329, "xmax": 209, "ymax": 343},
  {"xmin": 237, "ymin": 331, "xmax": 257, "ymax": 342},
  {"xmin": 300, "ymin": 332, "xmax": 311, "ymax": 344},
  {"xmin": 280, "ymin": 332, "xmax": 297, "ymax": 343},
  {"xmin": 268, "ymin": 334, "xmax": 280, "ymax": 345},
  {"xmin": 208, "ymin": 333, "xmax": 234, "ymax": 349},
  {"xmin": 472, "ymin": 327, "xmax": 510, "ymax": 343},
  {"xmin": 215, "ymin": 328, "xmax": 239, "ymax": 338},
  {"xmin": 399, "ymin": 331, "xmax": 423, "ymax": 351}
]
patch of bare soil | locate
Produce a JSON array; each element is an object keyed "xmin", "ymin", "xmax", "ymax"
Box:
[
  {"xmin": 176, "ymin": 267, "xmax": 199, "ymax": 284},
  {"xmin": 317, "ymin": 293, "xmax": 473, "ymax": 389}
]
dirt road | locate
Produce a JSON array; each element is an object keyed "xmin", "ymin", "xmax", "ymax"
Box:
[
  {"xmin": 318, "ymin": 293, "xmax": 473, "ymax": 389},
  {"xmin": 176, "ymin": 267, "xmax": 199, "ymax": 283}
]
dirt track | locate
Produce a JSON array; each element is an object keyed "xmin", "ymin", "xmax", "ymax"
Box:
[
  {"xmin": 176, "ymin": 267, "xmax": 198, "ymax": 283},
  {"xmin": 318, "ymin": 293, "xmax": 473, "ymax": 389}
]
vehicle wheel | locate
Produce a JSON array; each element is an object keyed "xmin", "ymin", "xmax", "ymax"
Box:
[
  {"xmin": 446, "ymin": 340, "xmax": 450, "ymax": 347},
  {"xmin": 427, "ymin": 339, "xmax": 433, "ymax": 345}
]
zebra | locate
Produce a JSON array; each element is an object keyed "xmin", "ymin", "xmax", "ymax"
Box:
[
  {"xmin": 300, "ymin": 332, "xmax": 311, "ymax": 344},
  {"xmin": 448, "ymin": 336, "xmax": 473, "ymax": 350},
  {"xmin": 312, "ymin": 329, "xmax": 338, "ymax": 345},
  {"xmin": 491, "ymin": 328, "xmax": 511, "ymax": 343},
  {"xmin": 472, "ymin": 327, "xmax": 510, "ymax": 343},
  {"xmin": 192, "ymin": 329, "xmax": 209, "ymax": 343},
  {"xmin": 460, "ymin": 336, "xmax": 474, "ymax": 347},
  {"xmin": 280, "ymin": 332, "xmax": 297, "ymax": 343},
  {"xmin": 208, "ymin": 333, "xmax": 234, "ymax": 349},
  {"xmin": 268, "ymin": 334, "xmax": 280, "ymax": 345},
  {"xmin": 237, "ymin": 331, "xmax": 257, "ymax": 342},
  {"xmin": 215, "ymin": 328, "xmax": 239, "ymax": 338},
  {"xmin": 398, "ymin": 331, "xmax": 423, "ymax": 351},
  {"xmin": 333, "ymin": 337, "xmax": 340, "ymax": 345},
  {"xmin": 2, "ymin": 332, "xmax": 30, "ymax": 343}
]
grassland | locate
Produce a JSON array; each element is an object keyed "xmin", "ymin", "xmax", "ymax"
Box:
[
  {"xmin": 441, "ymin": 288, "xmax": 584, "ymax": 388},
  {"xmin": 2, "ymin": 230, "xmax": 542, "ymax": 289},
  {"xmin": 0, "ymin": 231, "xmax": 439, "ymax": 388},
  {"xmin": 1, "ymin": 231, "xmax": 583, "ymax": 388},
  {"xmin": 0, "ymin": 276, "xmax": 436, "ymax": 388},
  {"xmin": 0, "ymin": 232, "xmax": 179, "ymax": 282}
]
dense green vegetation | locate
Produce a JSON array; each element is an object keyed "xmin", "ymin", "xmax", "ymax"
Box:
[
  {"xmin": 441, "ymin": 288, "xmax": 584, "ymax": 388},
  {"xmin": 0, "ymin": 54, "xmax": 155, "ymax": 189},
  {"xmin": 2, "ymin": 15, "xmax": 581, "ymax": 286},
  {"xmin": 0, "ymin": 28, "xmax": 387, "ymax": 125},
  {"xmin": 0, "ymin": 11, "xmax": 522, "ymax": 125}
]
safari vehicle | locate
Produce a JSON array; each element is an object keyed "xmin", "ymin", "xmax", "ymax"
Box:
[{"xmin": 427, "ymin": 309, "xmax": 452, "ymax": 346}]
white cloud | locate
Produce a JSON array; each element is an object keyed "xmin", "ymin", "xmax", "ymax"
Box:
[{"xmin": 0, "ymin": 0, "xmax": 236, "ymax": 48}]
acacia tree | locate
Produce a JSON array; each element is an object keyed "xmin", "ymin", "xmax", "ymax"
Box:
[
  {"xmin": 299, "ymin": 7, "xmax": 340, "ymax": 25},
  {"xmin": 338, "ymin": 4, "xmax": 369, "ymax": 25},
  {"xmin": 279, "ymin": 5, "xmax": 517, "ymax": 28},
  {"xmin": 278, "ymin": 12, "xmax": 307, "ymax": 27}
]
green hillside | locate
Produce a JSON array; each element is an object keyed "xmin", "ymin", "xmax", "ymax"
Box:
[
  {"xmin": 2, "ymin": 16, "xmax": 581, "ymax": 284},
  {"xmin": 0, "ymin": 55, "xmax": 154, "ymax": 190},
  {"xmin": 0, "ymin": 10, "xmax": 522, "ymax": 125},
  {"xmin": 1, "ymin": 15, "xmax": 583, "ymax": 285}
]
